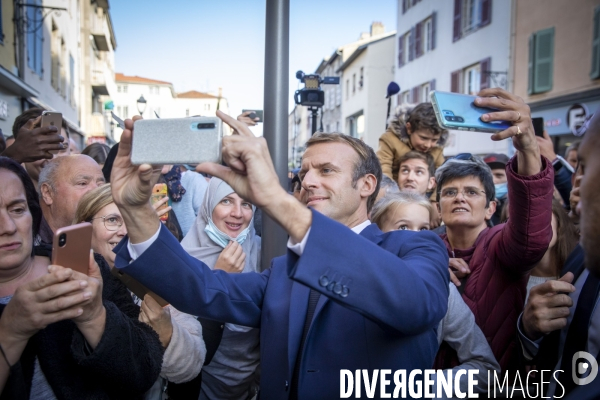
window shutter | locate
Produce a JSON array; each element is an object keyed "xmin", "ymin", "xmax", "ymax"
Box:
[
  {"xmin": 453, "ymin": 0, "xmax": 462, "ymax": 42},
  {"xmin": 415, "ymin": 22, "xmax": 423, "ymax": 58},
  {"xmin": 528, "ymin": 34, "xmax": 535, "ymax": 94},
  {"xmin": 409, "ymin": 27, "xmax": 416, "ymax": 61},
  {"xmin": 402, "ymin": 0, "xmax": 406, "ymax": 14},
  {"xmin": 398, "ymin": 35, "xmax": 405, "ymax": 67},
  {"xmin": 480, "ymin": 0, "xmax": 492, "ymax": 28},
  {"xmin": 591, "ymin": 6, "xmax": 600, "ymax": 79},
  {"xmin": 533, "ymin": 27, "xmax": 554, "ymax": 93},
  {"xmin": 431, "ymin": 12, "xmax": 437, "ymax": 50},
  {"xmin": 451, "ymin": 70, "xmax": 461, "ymax": 92},
  {"xmin": 479, "ymin": 57, "xmax": 491, "ymax": 90},
  {"xmin": 411, "ymin": 86, "xmax": 420, "ymax": 103},
  {"xmin": 412, "ymin": 0, "xmax": 417, "ymax": 5},
  {"xmin": 430, "ymin": 79, "xmax": 436, "ymax": 92}
]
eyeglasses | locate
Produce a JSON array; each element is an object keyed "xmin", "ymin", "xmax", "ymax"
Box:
[
  {"xmin": 439, "ymin": 187, "xmax": 486, "ymax": 200},
  {"xmin": 91, "ymin": 214, "xmax": 124, "ymax": 231}
]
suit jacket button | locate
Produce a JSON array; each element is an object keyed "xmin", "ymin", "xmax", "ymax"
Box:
[
  {"xmin": 341, "ymin": 286, "xmax": 349, "ymax": 298},
  {"xmin": 285, "ymin": 380, "xmax": 289, "ymax": 391},
  {"xmin": 333, "ymin": 283, "xmax": 343, "ymax": 295},
  {"xmin": 319, "ymin": 275, "xmax": 329, "ymax": 287},
  {"xmin": 327, "ymin": 281, "xmax": 336, "ymax": 291}
]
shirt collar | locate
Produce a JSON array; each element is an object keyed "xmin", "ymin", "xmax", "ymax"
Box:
[{"xmin": 351, "ymin": 220, "xmax": 371, "ymax": 234}]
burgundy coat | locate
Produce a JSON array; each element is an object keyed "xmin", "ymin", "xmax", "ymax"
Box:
[{"xmin": 438, "ymin": 156, "xmax": 554, "ymax": 372}]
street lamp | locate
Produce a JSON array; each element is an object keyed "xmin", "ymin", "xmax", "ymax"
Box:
[{"xmin": 136, "ymin": 95, "xmax": 147, "ymax": 116}]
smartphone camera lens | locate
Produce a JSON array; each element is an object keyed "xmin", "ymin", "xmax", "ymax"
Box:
[
  {"xmin": 445, "ymin": 116, "xmax": 453, "ymax": 121},
  {"xmin": 58, "ymin": 234, "xmax": 67, "ymax": 247},
  {"xmin": 456, "ymin": 117, "xmax": 465, "ymax": 122}
]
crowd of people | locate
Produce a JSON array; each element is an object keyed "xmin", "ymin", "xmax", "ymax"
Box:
[{"xmin": 0, "ymin": 86, "xmax": 597, "ymax": 400}]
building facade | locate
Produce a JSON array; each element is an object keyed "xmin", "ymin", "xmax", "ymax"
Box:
[
  {"xmin": 512, "ymin": 0, "xmax": 600, "ymax": 155},
  {"xmin": 338, "ymin": 32, "xmax": 396, "ymax": 150},
  {"xmin": 288, "ymin": 104, "xmax": 309, "ymax": 168},
  {"xmin": 0, "ymin": 0, "xmax": 117, "ymax": 147},
  {"xmin": 112, "ymin": 73, "xmax": 230, "ymax": 142},
  {"xmin": 395, "ymin": 0, "xmax": 512, "ymax": 156}
]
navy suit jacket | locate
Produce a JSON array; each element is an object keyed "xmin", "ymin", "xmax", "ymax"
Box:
[{"xmin": 115, "ymin": 210, "xmax": 449, "ymax": 399}]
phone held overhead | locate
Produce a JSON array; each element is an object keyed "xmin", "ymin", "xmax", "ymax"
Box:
[
  {"xmin": 130, "ymin": 116, "xmax": 223, "ymax": 165},
  {"xmin": 430, "ymin": 91, "xmax": 512, "ymax": 133},
  {"xmin": 41, "ymin": 111, "xmax": 63, "ymax": 154}
]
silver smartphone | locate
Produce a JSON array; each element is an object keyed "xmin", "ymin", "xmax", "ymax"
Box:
[{"xmin": 131, "ymin": 117, "xmax": 222, "ymax": 165}]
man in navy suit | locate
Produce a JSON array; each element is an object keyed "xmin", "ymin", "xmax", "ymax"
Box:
[{"xmin": 110, "ymin": 112, "xmax": 450, "ymax": 399}]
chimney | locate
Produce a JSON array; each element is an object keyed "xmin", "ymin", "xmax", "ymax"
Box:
[{"xmin": 370, "ymin": 22, "xmax": 385, "ymax": 36}]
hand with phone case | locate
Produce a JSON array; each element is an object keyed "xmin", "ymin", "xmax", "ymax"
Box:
[
  {"xmin": 0, "ymin": 116, "xmax": 66, "ymax": 163},
  {"xmin": 237, "ymin": 111, "xmax": 260, "ymax": 127},
  {"xmin": 475, "ymin": 88, "xmax": 543, "ymax": 176}
]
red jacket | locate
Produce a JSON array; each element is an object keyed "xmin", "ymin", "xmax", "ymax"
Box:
[{"xmin": 438, "ymin": 156, "xmax": 554, "ymax": 372}]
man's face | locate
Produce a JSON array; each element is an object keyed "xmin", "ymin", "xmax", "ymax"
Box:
[
  {"xmin": 299, "ymin": 142, "xmax": 372, "ymax": 227},
  {"xmin": 397, "ymin": 158, "xmax": 435, "ymax": 195},
  {"xmin": 439, "ymin": 176, "xmax": 494, "ymax": 231},
  {"xmin": 567, "ymin": 149, "xmax": 578, "ymax": 170},
  {"xmin": 491, "ymin": 168, "xmax": 507, "ymax": 185},
  {"xmin": 578, "ymin": 116, "xmax": 600, "ymax": 276},
  {"xmin": 42, "ymin": 155, "xmax": 105, "ymax": 230}
]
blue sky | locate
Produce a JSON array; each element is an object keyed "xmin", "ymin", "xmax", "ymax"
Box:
[{"xmin": 111, "ymin": 0, "xmax": 396, "ymax": 116}]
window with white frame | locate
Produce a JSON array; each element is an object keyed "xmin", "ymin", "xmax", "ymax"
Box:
[
  {"xmin": 186, "ymin": 109, "xmax": 189, "ymax": 117},
  {"xmin": 404, "ymin": 32, "xmax": 411, "ymax": 64},
  {"xmin": 117, "ymin": 85, "xmax": 122, "ymax": 93},
  {"xmin": 359, "ymin": 67, "xmax": 364, "ymax": 89},
  {"xmin": 352, "ymin": 74, "xmax": 356, "ymax": 94},
  {"xmin": 122, "ymin": 85, "xmax": 128, "ymax": 93},
  {"xmin": 462, "ymin": 0, "xmax": 481, "ymax": 35},
  {"xmin": 463, "ymin": 64, "xmax": 481, "ymax": 95},
  {"xmin": 423, "ymin": 17, "xmax": 433, "ymax": 53},
  {"xmin": 421, "ymin": 83, "xmax": 431, "ymax": 102},
  {"xmin": 346, "ymin": 79, "xmax": 350, "ymax": 100},
  {"xmin": 204, "ymin": 103, "xmax": 211, "ymax": 111},
  {"xmin": 122, "ymin": 106, "xmax": 129, "ymax": 119},
  {"xmin": 401, "ymin": 91, "xmax": 410, "ymax": 104}
]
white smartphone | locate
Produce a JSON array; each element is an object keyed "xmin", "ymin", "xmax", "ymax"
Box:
[{"xmin": 131, "ymin": 117, "xmax": 223, "ymax": 165}]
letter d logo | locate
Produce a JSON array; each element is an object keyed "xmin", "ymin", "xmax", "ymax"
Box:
[{"xmin": 572, "ymin": 351, "xmax": 598, "ymax": 386}]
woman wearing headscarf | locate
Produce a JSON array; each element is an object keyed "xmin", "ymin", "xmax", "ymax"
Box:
[{"xmin": 181, "ymin": 178, "xmax": 261, "ymax": 400}]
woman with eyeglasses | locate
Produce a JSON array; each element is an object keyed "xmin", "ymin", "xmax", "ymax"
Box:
[
  {"xmin": 0, "ymin": 157, "xmax": 163, "ymax": 399},
  {"xmin": 431, "ymin": 88, "xmax": 555, "ymax": 375},
  {"xmin": 74, "ymin": 184, "xmax": 207, "ymax": 399}
]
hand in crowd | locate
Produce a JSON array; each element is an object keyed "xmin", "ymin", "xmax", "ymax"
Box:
[
  {"xmin": 448, "ymin": 258, "xmax": 470, "ymax": 287},
  {"xmin": 522, "ymin": 272, "xmax": 575, "ymax": 341},
  {"xmin": 139, "ymin": 294, "xmax": 173, "ymax": 349},
  {"xmin": 237, "ymin": 111, "xmax": 260, "ymax": 127},
  {"xmin": 0, "ymin": 116, "xmax": 66, "ymax": 163},
  {"xmin": 569, "ymin": 174, "xmax": 582, "ymax": 222},
  {"xmin": 152, "ymin": 196, "xmax": 171, "ymax": 221},
  {"xmin": 0, "ymin": 266, "xmax": 90, "ymax": 344},
  {"xmin": 536, "ymin": 130, "xmax": 557, "ymax": 162},
  {"xmin": 214, "ymin": 241, "xmax": 246, "ymax": 273},
  {"xmin": 429, "ymin": 203, "xmax": 442, "ymax": 229}
]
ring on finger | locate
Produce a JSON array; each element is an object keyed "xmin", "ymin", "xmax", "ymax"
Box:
[
  {"xmin": 515, "ymin": 111, "xmax": 521, "ymax": 122},
  {"xmin": 515, "ymin": 125, "xmax": 522, "ymax": 136}
]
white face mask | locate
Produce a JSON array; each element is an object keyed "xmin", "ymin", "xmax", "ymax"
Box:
[{"xmin": 204, "ymin": 217, "xmax": 251, "ymax": 248}]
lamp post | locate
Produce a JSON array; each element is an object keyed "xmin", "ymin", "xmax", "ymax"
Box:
[{"xmin": 136, "ymin": 95, "xmax": 147, "ymax": 116}]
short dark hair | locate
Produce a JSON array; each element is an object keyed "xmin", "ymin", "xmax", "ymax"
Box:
[
  {"xmin": 406, "ymin": 103, "xmax": 446, "ymax": 137},
  {"xmin": 305, "ymin": 133, "xmax": 382, "ymax": 212},
  {"xmin": 0, "ymin": 157, "xmax": 42, "ymax": 252},
  {"xmin": 564, "ymin": 141, "xmax": 580, "ymax": 158},
  {"xmin": 398, "ymin": 151, "xmax": 435, "ymax": 177},
  {"xmin": 435, "ymin": 156, "xmax": 495, "ymax": 207},
  {"xmin": 12, "ymin": 108, "xmax": 70, "ymax": 139},
  {"xmin": 82, "ymin": 143, "xmax": 111, "ymax": 165}
]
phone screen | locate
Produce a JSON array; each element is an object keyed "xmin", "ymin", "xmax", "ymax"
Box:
[{"xmin": 532, "ymin": 117, "xmax": 544, "ymax": 137}]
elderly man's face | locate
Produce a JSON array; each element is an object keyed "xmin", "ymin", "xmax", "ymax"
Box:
[
  {"xmin": 43, "ymin": 155, "xmax": 105, "ymax": 230},
  {"xmin": 578, "ymin": 115, "xmax": 600, "ymax": 276}
]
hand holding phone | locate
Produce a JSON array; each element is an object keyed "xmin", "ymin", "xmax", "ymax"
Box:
[
  {"xmin": 151, "ymin": 183, "xmax": 170, "ymax": 222},
  {"xmin": 41, "ymin": 112, "xmax": 64, "ymax": 155}
]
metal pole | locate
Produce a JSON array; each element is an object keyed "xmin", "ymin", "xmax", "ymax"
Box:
[
  {"xmin": 311, "ymin": 107, "xmax": 318, "ymax": 135},
  {"xmin": 261, "ymin": 0, "xmax": 289, "ymax": 271}
]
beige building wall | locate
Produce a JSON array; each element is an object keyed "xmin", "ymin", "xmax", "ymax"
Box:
[
  {"xmin": 513, "ymin": 0, "xmax": 600, "ymax": 102},
  {"xmin": 0, "ymin": 1, "xmax": 16, "ymax": 72}
]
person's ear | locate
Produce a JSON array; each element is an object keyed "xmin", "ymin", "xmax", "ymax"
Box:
[
  {"xmin": 359, "ymin": 174, "xmax": 378, "ymax": 200},
  {"xmin": 427, "ymin": 177, "xmax": 436, "ymax": 191},
  {"xmin": 40, "ymin": 183, "xmax": 54, "ymax": 206},
  {"xmin": 485, "ymin": 200, "xmax": 497, "ymax": 221},
  {"xmin": 406, "ymin": 122, "xmax": 412, "ymax": 134}
]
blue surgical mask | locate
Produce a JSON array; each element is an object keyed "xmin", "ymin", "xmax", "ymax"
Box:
[
  {"xmin": 494, "ymin": 182, "xmax": 508, "ymax": 199},
  {"xmin": 204, "ymin": 218, "xmax": 251, "ymax": 248}
]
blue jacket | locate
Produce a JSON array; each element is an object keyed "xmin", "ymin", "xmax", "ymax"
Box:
[{"xmin": 115, "ymin": 210, "xmax": 449, "ymax": 399}]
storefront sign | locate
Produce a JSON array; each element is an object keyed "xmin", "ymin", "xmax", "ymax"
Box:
[{"xmin": 567, "ymin": 104, "xmax": 589, "ymax": 135}]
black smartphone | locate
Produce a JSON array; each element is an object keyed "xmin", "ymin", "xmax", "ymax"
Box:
[
  {"xmin": 532, "ymin": 117, "xmax": 544, "ymax": 137},
  {"xmin": 242, "ymin": 109, "xmax": 264, "ymax": 123}
]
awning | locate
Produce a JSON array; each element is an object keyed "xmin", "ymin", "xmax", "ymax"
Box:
[{"xmin": 0, "ymin": 66, "xmax": 39, "ymax": 98}]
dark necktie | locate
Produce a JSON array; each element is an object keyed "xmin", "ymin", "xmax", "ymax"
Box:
[
  {"xmin": 558, "ymin": 272, "xmax": 600, "ymax": 395},
  {"xmin": 290, "ymin": 289, "xmax": 321, "ymax": 399}
]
